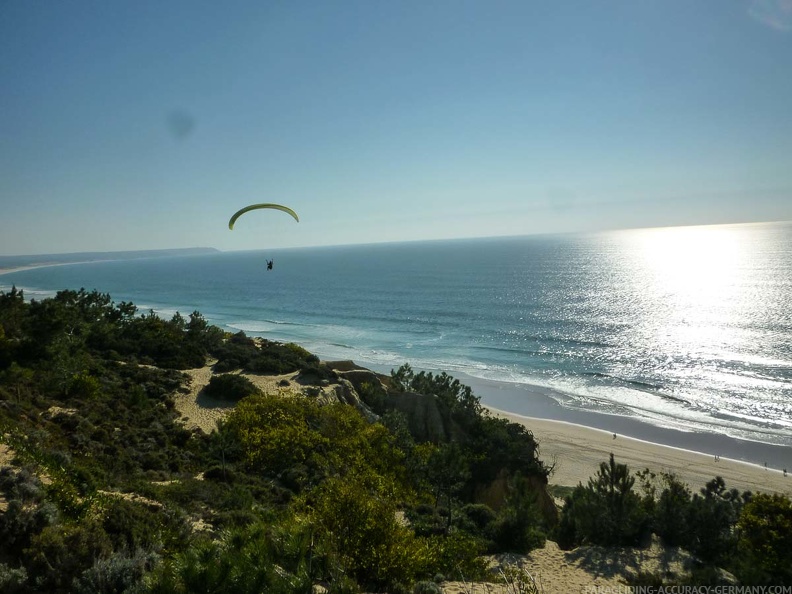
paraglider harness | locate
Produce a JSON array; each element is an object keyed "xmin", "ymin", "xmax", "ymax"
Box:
[{"xmin": 266, "ymin": 260, "xmax": 273, "ymax": 270}]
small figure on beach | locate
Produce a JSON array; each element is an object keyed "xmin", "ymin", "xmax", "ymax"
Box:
[
  {"xmin": 715, "ymin": 454, "xmax": 720, "ymax": 462},
  {"xmin": 266, "ymin": 259, "xmax": 273, "ymax": 270},
  {"xmin": 784, "ymin": 468, "xmax": 787, "ymax": 477},
  {"xmin": 612, "ymin": 433, "xmax": 617, "ymax": 440}
]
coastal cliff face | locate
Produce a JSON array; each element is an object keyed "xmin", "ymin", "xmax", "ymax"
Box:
[
  {"xmin": 387, "ymin": 391, "xmax": 451, "ymax": 442},
  {"xmin": 474, "ymin": 467, "xmax": 557, "ymax": 521},
  {"xmin": 311, "ymin": 377, "xmax": 379, "ymax": 424},
  {"xmin": 329, "ymin": 362, "xmax": 556, "ymax": 522},
  {"xmin": 336, "ymin": 365, "xmax": 462, "ymax": 443}
]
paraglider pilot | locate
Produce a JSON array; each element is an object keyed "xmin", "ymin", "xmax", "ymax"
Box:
[{"xmin": 266, "ymin": 260, "xmax": 273, "ymax": 270}]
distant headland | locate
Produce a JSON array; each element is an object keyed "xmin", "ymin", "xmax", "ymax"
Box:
[{"xmin": 0, "ymin": 247, "xmax": 219, "ymax": 274}]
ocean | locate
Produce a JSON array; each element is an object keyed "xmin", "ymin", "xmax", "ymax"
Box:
[{"xmin": 3, "ymin": 222, "xmax": 791, "ymax": 454}]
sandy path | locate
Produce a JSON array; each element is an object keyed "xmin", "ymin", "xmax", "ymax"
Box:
[{"xmin": 173, "ymin": 364, "xmax": 300, "ymax": 434}]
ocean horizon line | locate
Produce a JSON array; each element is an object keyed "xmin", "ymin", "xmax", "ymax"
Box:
[{"xmin": 4, "ymin": 217, "xmax": 792, "ymax": 261}]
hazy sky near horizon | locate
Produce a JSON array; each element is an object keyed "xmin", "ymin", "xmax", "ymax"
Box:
[{"xmin": 2, "ymin": 1, "xmax": 791, "ymax": 256}]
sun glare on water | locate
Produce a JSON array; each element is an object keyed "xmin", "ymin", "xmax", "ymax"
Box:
[
  {"xmin": 614, "ymin": 224, "xmax": 764, "ymax": 360},
  {"xmin": 635, "ymin": 225, "xmax": 743, "ymax": 308}
]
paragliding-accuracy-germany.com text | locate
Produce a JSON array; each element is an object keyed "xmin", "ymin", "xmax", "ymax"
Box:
[{"xmin": 584, "ymin": 585, "xmax": 792, "ymax": 594}]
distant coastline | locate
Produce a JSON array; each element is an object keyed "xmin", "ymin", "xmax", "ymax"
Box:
[{"xmin": 0, "ymin": 246, "xmax": 219, "ymax": 275}]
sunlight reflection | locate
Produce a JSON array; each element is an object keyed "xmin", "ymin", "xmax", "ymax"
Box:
[
  {"xmin": 634, "ymin": 225, "xmax": 743, "ymax": 307},
  {"xmin": 617, "ymin": 224, "xmax": 751, "ymax": 353}
]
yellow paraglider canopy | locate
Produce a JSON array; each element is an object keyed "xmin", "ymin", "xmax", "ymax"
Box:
[{"xmin": 228, "ymin": 203, "xmax": 300, "ymax": 230}]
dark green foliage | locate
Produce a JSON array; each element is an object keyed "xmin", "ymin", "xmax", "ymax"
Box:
[
  {"xmin": 211, "ymin": 333, "xmax": 326, "ymax": 375},
  {"xmin": 555, "ymin": 454, "xmax": 648, "ymax": 548},
  {"xmin": 486, "ymin": 472, "xmax": 546, "ymax": 553},
  {"xmin": 389, "ymin": 364, "xmax": 548, "ymax": 507},
  {"xmin": 185, "ymin": 311, "xmax": 224, "ymax": 354},
  {"xmin": 467, "ymin": 414, "xmax": 545, "ymax": 489},
  {"xmin": 101, "ymin": 498, "xmax": 167, "ymax": 552},
  {"xmin": 0, "ymin": 563, "xmax": 28, "ymax": 594},
  {"xmin": 391, "ymin": 363, "xmax": 482, "ymax": 423},
  {"xmin": 117, "ymin": 310, "xmax": 206, "ymax": 369},
  {"xmin": 147, "ymin": 520, "xmax": 328, "ymax": 594},
  {"xmin": 210, "ymin": 332, "xmax": 259, "ymax": 372},
  {"xmin": 0, "ymin": 468, "xmax": 61, "ymax": 564},
  {"xmin": 0, "ymin": 499, "xmax": 60, "ymax": 561},
  {"xmin": 0, "ymin": 286, "xmax": 26, "ymax": 345},
  {"xmin": 0, "ymin": 287, "xmax": 221, "ymax": 592},
  {"xmin": 422, "ymin": 442, "xmax": 471, "ymax": 526},
  {"xmin": 25, "ymin": 519, "xmax": 114, "ymax": 593},
  {"xmin": 685, "ymin": 477, "xmax": 746, "ymax": 565},
  {"xmin": 653, "ymin": 472, "xmax": 692, "ymax": 546},
  {"xmin": 356, "ymin": 379, "xmax": 388, "ymax": 414},
  {"xmin": 203, "ymin": 373, "xmax": 260, "ymax": 401},
  {"xmin": 72, "ymin": 548, "xmax": 155, "ymax": 594},
  {"xmin": 736, "ymin": 493, "xmax": 792, "ymax": 585},
  {"xmin": 457, "ymin": 503, "xmax": 497, "ymax": 533}
]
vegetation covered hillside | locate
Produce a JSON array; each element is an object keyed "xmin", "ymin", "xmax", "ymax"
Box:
[
  {"xmin": 0, "ymin": 287, "xmax": 554, "ymax": 593},
  {"xmin": 1, "ymin": 287, "xmax": 790, "ymax": 592}
]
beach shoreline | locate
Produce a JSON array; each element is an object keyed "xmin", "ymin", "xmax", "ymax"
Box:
[
  {"xmin": 459, "ymin": 371, "xmax": 792, "ymax": 468},
  {"xmin": 489, "ymin": 407, "xmax": 791, "ymax": 496},
  {"xmin": 0, "ymin": 261, "xmax": 115, "ymax": 278},
  {"xmin": 0, "ymin": 264, "xmax": 56, "ymax": 276}
]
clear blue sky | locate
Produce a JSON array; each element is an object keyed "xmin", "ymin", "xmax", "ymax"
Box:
[{"xmin": 1, "ymin": 1, "xmax": 791, "ymax": 255}]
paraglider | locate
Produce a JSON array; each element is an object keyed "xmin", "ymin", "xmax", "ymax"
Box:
[
  {"xmin": 228, "ymin": 203, "xmax": 299, "ymax": 230},
  {"xmin": 228, "ymin": 203, "xmax": 299, "ymax": 271}
]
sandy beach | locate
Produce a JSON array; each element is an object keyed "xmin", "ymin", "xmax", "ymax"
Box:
[{"xmin": 492, "ymin": 408, "xmax": 792, "ymax": 497}]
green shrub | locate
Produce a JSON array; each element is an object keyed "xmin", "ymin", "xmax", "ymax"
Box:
[
  {"xmin": 284, "ymin": 342, "xmax": 319, "ymax": 364},
  {"xmin": 685, "ymin": 477, "xmax": 745, "ymax": 565},
  {"xmin": 72, "ymin": 548, "xmax": 155, "ymax": 594},
  {"xmin": 101, "ymin": 498, "xmax": 164, "ymax": 552},
  {"xmin": 489, "ymin": 472, "xmax": 546, "ymax": 553},
  {"xmin": 25, "ymin": 520, "xmax": 113, "ymax": 592},
  {"xmin": 555, "ymin": 454, "xmax": 647, "ymax": 547},
  {"xmin": 413, "ymin": 580, "xmax": 442, "ymax": 594},
  {"xmin": 146, "ymin": 521, "xmax": 319, "ymax": 594},
  {"xmin": 457, "ymin": 503, "xmax": 497, "ymax": 532},
  {"xmin": 225, "ymin": 394, "xmax": 407, "ymax": 493},
  {"xmin": 736, "ymin": 493, "xmax": 792, "ymax": 585},
  {"xmin": 203, "ymin": 374, "xmax": 260, "ymax": 402},
  {"xmin": 654, "ymin": 473, "xmax": 692, "ymax": 546},
  {"xmin": 0, "ymin": 563, "xmax": 28, "ymax": 594},
  {"xmin": 427, "ymin": 530, "xmax": 488, "ymax": 582},
  {"xmin": 0, "ymin": 499, "xmax": 59, "ymax": 560},
  {"xmin": 307, "ymin": 472, "xmax": 432, "ymax": 590}
]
